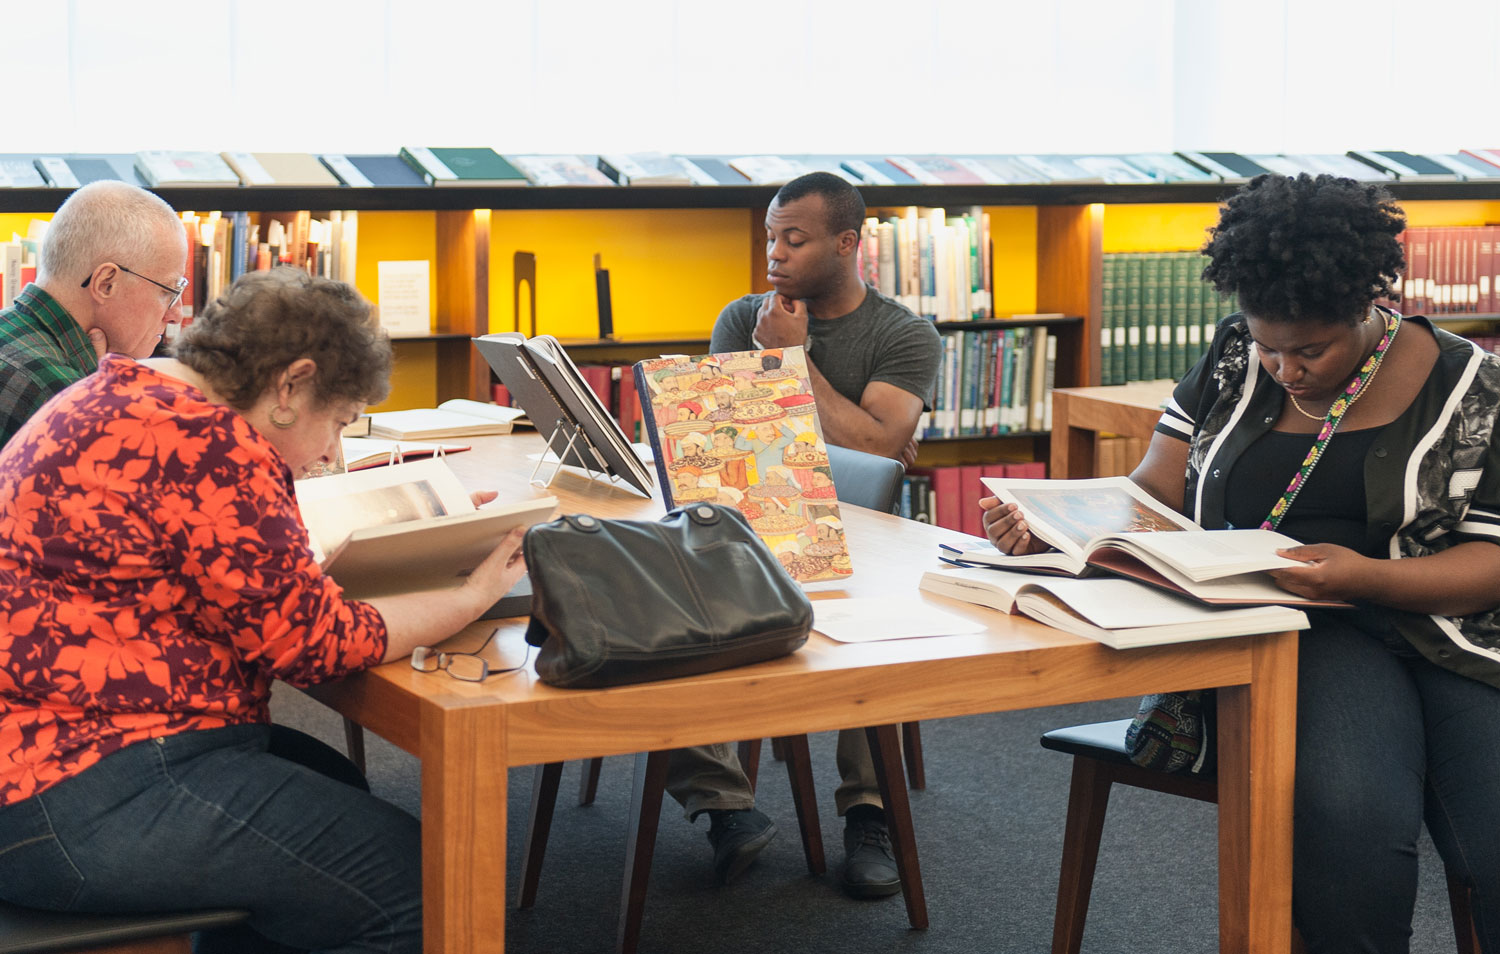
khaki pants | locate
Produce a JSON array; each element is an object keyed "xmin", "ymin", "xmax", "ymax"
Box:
[{"xmin": 665, "ymin": 728, "xmax": 886, "ymax": 820}]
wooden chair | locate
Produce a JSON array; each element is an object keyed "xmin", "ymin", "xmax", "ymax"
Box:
[
  {"xmin": 1039, "ymin": 719, "xmax": 1479, "ymax": 954},
  {"xmin": 0, "ymin": 902, "xmax": 247, "ymax": 954}
]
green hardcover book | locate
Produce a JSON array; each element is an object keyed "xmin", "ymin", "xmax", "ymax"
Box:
[
  {"xmin": 1155, "ymin": 254, "xmax": 1174, "ymax": 380},
  {"xmin": 1124, "ymin": 254, "xmax": 1143, "ymax": 383},
  {"xmin": 1101, "ymin": 255, "xmax": 1118, "ymax": 386},
  {"xmin": 399, "ymin": 146, "xmax": 527, "ymax": 187},
  {"xmin": 1170, "ymin": 252, "xmax": 1191, "ymax": 379},
  {"xmin": 1186, "ymin": 256, "xmax": 1206, "ymax": 369},
  {"xmin": 1140, "ymin": 253, "xmax": 1160, "ymax": 381}
]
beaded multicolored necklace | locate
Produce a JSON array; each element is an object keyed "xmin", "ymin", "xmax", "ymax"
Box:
[{"xmin": 1261, "ymin": 310, "xmax": 1402, "ymax": 531}]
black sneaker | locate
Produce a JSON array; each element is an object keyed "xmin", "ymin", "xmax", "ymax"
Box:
[
  {"xmin": 706, "ymin": 808, "xmax": 777, "ymax": 885},
  {"xmin": 841, "ymin": 815, "xmax": 901, "ymax": 898}
]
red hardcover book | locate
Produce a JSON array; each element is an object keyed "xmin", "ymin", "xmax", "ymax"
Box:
[
  {"xmin": 490, "ymin": 383, "xmax": 512, "ymax": 406},
  {"xmin": 1003, "ymin": 460, "xmax": 1047, "ymax": 479},
  {"xmin": 959, "ymin": 464, "xmax": 985, "ymax": 536},
  {"xmin": 1481, "ymin": 227, "xmax": 1496, "ymax": 314},
  {"xmin": 1407, "ymin": 228, "xmax": 1430, "ymax": 315},
  {"xmin": 578, "ymin": 364, "xmax": 612, "ymax": 408},
  {"xmin": 613, "ymin": 367, "xmax": 640, "ymax": 442},
  {"xmin": 929, "ymin": 465, "xmax": 963, "ymax": 531}
]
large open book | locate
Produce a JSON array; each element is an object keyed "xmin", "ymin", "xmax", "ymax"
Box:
[
  {"xmin": 367, "ymin": 399, "xmax": 524, "ymax": 440},
  {"xmin": 920, "ymin": 566, "xmax": 1309, "ymax": 649},
  {"xmin": 942, "ymin": 475, "xmax": 1344, "ymax": 607},
  {"xmin": 294, "ymin": 457, "xmax": 557, "ymax": 599},
  {"xmin": 632, "ymin": 345, "xmax": 850, "ymax": 584},
  {"xmin": 474, "ymin": 333, "xmax": 654, "ymax": 497}
]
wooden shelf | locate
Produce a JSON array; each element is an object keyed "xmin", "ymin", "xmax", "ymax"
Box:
[{"xmin": 7, "ymin": 179, "xmax": 1500, "ymax": 215}]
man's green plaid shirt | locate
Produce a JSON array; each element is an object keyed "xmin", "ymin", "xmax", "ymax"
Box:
[{"xmin": 0, "ymin": 285, "xmax": 99, "ymax": 448}]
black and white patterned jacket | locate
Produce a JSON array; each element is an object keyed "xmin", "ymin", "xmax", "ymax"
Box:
[{"xmin": 1155, "ymin": 310, "xmax": 1500, "ymax": 688}]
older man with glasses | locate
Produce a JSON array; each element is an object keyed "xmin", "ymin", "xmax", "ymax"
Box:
[{"xmin": 0, "ymin": 179, "xmax": 187, "ymax": 447}]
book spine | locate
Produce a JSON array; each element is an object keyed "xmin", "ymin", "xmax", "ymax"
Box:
[{"xmin": 632, "ymin": 363, "xmax": 673, "ymax": 509}]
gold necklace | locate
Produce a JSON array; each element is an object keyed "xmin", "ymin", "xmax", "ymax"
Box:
[{"xmin": 1285, "ymin": 315, "xmax": 1392, "ymax": 422}]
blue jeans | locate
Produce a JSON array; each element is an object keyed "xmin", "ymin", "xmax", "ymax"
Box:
[
  {"xmin": 1294, "ymin": 610, "xmax": 1500, "ymax": 954},
  {"xmin": 0, "ymin": 723, "xmax": 421, "ymax": 953}
]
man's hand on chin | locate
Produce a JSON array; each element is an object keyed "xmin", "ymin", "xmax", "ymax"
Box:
[{"xmin": 754, "ymin": 293, "xmax": 809, "ymax": 350}]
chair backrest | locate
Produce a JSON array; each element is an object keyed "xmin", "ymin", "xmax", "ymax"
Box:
[{"xmin": 826, "ymin": 444, "xmax": 905, "ymax": 514}]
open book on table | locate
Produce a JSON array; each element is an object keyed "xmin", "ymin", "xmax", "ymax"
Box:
[
  {"xmin": 294, "ymin": 456, "xmax": 557, "ymax": 600},
  {"xmin": 367, "ymin": 399, "xmax": 525, "ymax": 440},
  {"xmin": 474, "ymin": 332, "xmax": 654, "ymax": 497},
  {"xmin": 919, "ymin": 566, "xmax": 1309, "ymax": 649},
  {"xmin": 938, "ymin": 475, "xmax": 1346, "ymax": 608},
  {"xmin": 341, "ymin": 437, "xmax": 471, "ymax": 471}
]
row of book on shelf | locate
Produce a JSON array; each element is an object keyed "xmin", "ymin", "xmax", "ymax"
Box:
[
  {"xmin": 922, "ymin": 325, "xmax": 1058, "ymax": 439},
  {"xmin": 1100, "ymin": 251, "xmax": 1237, "ymax": 386},
  {"xmin": 1392, "ymin": 225, "xmax": 1500, "ymax": 316},
  {"xmin": 175, "ymin": 210, "xmax": 358, "ymax": 321},
  {"xmin": 12, "ymin": 148, "xmax": 1500, "ymax": 191},
  {"xmin": 858, "ymin": 207, "xmax": 992, "ymax": 321}
]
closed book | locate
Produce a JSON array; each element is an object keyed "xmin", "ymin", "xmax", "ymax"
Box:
[
  {"xmin": 40, "ymin": 155, "xmax": 148, "ymax": 187},
  {"xmin": 220, "ymin": 151, "xmax": 339, "ymax": 187},
  {"xmin": 676, "ymin": 157, "xmax": 752, "ymax": 185},
  {"xmin": 1012, "ymin": 155, "xmax": 1108, "ymax": 184},
  {"xmin": 1431, "ymin": 153, "xmax": 1500, "ymax": 180},
  {"xmin": 0, "ymin": 156, "xmax": 46, "ymax": 188},
  {"xmin": 321, "ymin": 154, "xmax": 428, "ymax": 188},
  {"xmin": 841, "ymin": 158, "xmax": 919, "ymax": 185},
  {"xmin": 133, "ymin": 151, "xmax": 240, "ymax": 187},
  {"xmin": 367, "ymin": 400, "xmax": 524, "ymax": 440},
  {"xmin": 474, "ymin": 332, "xmax": 653, "ymax": 497},
  {"xmin": 1176, "ymin": 152, "xmax": 1275, "ymax": 182},
  {"xmin": 727, "ymin": 155, "xmax": 808, "ymax": 185},
  {"xmin": 1461, "ymin": 149, "xmax": 1500, "ymax": 170},
  {"xmin": 632, "ymin": 344, "xmax": 852, "ymax": 583},
  {"xmin": 1120, "ymin": 153, "xmax": 1214, "ymax": 183},
  {"xmin": 398, "ymin": 147, "xmax": 527, "ymax": 187},
  {"xmin": 1069, "ymin": 156, "xmax": 1156, "ymax": 184},
  {"xmin": 886, "ymin": 156, "xmax": 985, "ymax": 185},
  {"xmin": 596, "ymin": 152, "xmax": 692, "ymax": 185},
  {"xmin": 1347, "ymin": 151, "xmax": 1461, "ymax": 181},
  {"xmin": 339, "ymin": 437, "xmax": 471, "ymax": 471},
  {"xmin": 511, "ymin": 155, "xmax": 615, "ymax": 186},
  {"xmin": 969, "ymin": 155, "xmax": 1047, "ymax": 184}
]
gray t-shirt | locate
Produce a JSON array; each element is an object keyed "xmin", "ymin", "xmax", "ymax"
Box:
[{"xmin": 709, "ymin": 286, "xmax": 941, "ymax": 409}]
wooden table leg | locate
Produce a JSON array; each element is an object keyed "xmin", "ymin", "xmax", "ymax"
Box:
[
  {"xmin": 422, "ymin": 701, "xmax": 510, "ymax": 954},
  {"xmin": 866, "ymin": 724, "xmax": 928, "ymax": 930},
  {"xmin": 1216, "ymin": 631, "xmax": 1298, "ymax": 954}
]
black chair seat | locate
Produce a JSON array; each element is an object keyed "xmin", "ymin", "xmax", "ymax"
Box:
[
  {"xmin": 1039, "ymin": 718, "xmax": 1137, "ymax": 764},
  {"xmin": 0, "ymin": 902, "xmax": 248, "ymax": 954}
]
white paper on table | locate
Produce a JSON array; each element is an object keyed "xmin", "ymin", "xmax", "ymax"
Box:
[
  {"xmin": 376, "ymin": 260, "xmax": 431, "ymax": 336},
  {"xmin": 813, "ymin": 597, "xmax": 987, "ymax": 643}
]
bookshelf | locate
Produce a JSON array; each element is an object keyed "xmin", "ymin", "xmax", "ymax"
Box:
[{"xmin": 4, "ymin": 180, "xmax": 1500, "ymax": 466}]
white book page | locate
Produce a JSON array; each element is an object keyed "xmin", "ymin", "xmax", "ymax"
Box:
[
  {"xmin": 294, "ymin": 457, "xmax": 474, "ymax": 562},
  {"xmin": 436, "ymin": 399, "xmax": 526, "ymax": 423},
  {"xmin": 1101, "ymin": 528, "xmax": 1306, "ymax": 582},
  {"xmin": 813, "ymin": 596, "xmax": 986, "ymax": 643},
  {"xmin": 980, "ymin": 476, "xmax": 1198, "ymax": 561},
  {"xmin": 1017, "ymin": 577, "xmax": 1287, "ymax": 629}
]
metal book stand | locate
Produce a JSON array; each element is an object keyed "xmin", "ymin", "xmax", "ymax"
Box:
[{"xmin": 529, "ymin": 418, "xmax": 625, "ymax": 490}]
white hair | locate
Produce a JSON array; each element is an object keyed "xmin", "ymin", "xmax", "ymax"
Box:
[{"xmin": 38, "ymin": 181, "xmax": 179, "ymax": 285}]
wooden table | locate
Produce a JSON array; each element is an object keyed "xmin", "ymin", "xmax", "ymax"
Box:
[
  {"xmin": 1050, "ymin": 382, "xmax": 1177, "ymax": 479},
  {"xmin": 306, "ymin": 432, "xmax": 1296, "ymax": 954}
]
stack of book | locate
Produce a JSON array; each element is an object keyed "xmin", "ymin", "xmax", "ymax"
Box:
[{"xmin": 918, "ymin": 475, "xmax": 1328, "ymax": 649}]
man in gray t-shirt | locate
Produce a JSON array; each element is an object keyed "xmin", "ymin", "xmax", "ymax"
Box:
[{"xmin": 671, "ymin": 173, "xmax": 941, "ymax": 901}]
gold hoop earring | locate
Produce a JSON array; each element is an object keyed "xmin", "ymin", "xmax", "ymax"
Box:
[{"xmin": 270, "ymin": 405, "xmax": 297, "ymax": 429}]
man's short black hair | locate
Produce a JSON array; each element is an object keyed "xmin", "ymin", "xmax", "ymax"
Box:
[{"xmin": 773, "ymin": 172, "xmax": 866, "ymax": 237}]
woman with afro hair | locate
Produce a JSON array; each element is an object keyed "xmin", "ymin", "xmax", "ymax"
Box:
[{"xmin": 985, "ymin": 173, "xmax": 1500, "ymax": 952}]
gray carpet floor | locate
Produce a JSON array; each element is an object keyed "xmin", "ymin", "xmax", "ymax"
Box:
[{"xmin": 271, "ymin": 687, "xmax": 1462, "ymax": 953}]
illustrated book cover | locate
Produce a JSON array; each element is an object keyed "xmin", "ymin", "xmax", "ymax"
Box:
[
  {"xmin": 294, "ymin": 456, "xmax": 556, "ymax": 600},
  {"xmin": 632, "ymin": 345, "xmax": 850, "ymax": 584}
]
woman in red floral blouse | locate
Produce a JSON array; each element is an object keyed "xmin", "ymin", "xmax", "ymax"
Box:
[{"xmin": 0, "ymin": 269, "xmax": 528, "ymax": 953}]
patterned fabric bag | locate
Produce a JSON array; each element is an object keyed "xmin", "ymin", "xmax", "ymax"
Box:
[{"xmin": 1124, "ymin": 689, "xmax": 1216, "ymax": 775}]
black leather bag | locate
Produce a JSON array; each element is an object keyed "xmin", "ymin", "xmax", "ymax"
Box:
[{"xmin": 522, "ymin": 503, "xmax": 813, "ymax": 688}]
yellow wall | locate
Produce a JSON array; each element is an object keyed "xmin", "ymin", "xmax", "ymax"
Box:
[
  {"xmin": 353, "ymin": 211, "xmax": 439, "ymax": 317},
  {"xmin": 986, "ymin": 205, "xmax": 1038, "ymax": 315},
  {"xmin": 1103, "ymin": 203, "xmax": 1220, "ymax": 253},
  {"xmin": 1399, "ymin": 200, "xmax": 1500, "ymax": 227},
  {"xmin": 487, "ymin": 209, "xmax": 749, "ymax": 339}
]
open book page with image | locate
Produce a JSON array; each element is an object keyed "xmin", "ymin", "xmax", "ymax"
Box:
[
  {"xmin": 919, "ymin": 567, "xmax": 1309, "ymax": 649},
  {"xmin": 632, "ymin": 345, "xmax": 850, "ymax": 584},
  {"xmin": 944, "ymin": 476, "xmax": 1343, "ymax": 607},
  {"xmin": 294, "ymin": 456, "xmax": 557, "ymax": 599}
]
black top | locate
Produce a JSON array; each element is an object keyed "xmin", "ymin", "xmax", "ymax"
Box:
[{"xmin": 1223, "ymin": 426, "xmax": 1383, "ymax": 553}]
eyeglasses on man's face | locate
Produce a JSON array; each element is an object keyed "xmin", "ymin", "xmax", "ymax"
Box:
[{"xmin": 82, "ymin": 263, "xmax": 189, "ymax": 317}]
